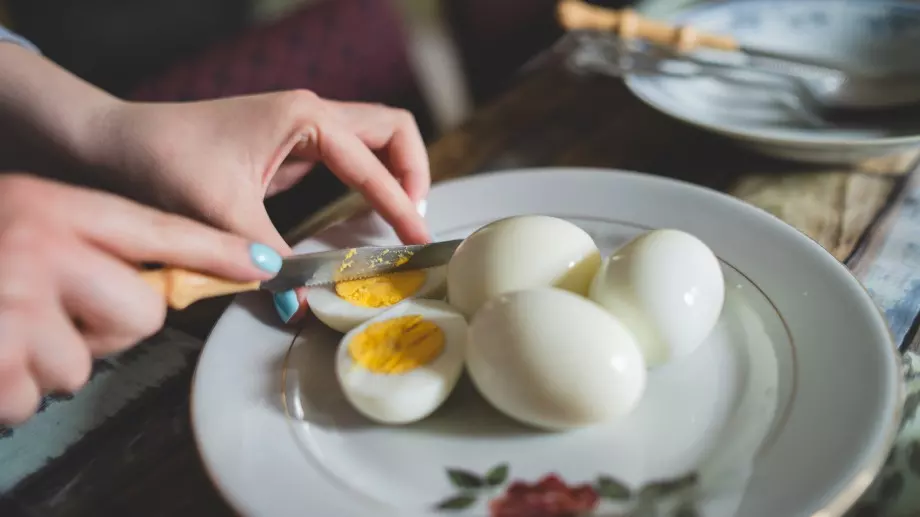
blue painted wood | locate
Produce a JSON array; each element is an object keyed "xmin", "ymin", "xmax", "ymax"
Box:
[
  {"xmin": 0, "ymin": 329, "xmax": 201, "ymax": 493},
  {"xmin": 858, "ymin": 183, "xmax": 920, "ymax": 347}
]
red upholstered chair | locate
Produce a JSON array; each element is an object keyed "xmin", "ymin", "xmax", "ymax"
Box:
[
  {"xmin": 129, "ymin": 0, "xmax": 429, "ymax": 120},
  {"xmin": 127, "ymin": 0, "xmax": 434, "ymax": 234}
]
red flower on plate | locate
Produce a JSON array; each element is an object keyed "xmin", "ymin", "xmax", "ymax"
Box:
[{"xmin": 489, "ymin": 474, "xmax": 600, "ymax": 517}]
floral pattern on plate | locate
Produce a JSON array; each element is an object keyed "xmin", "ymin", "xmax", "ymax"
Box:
[{"xmin": 435, "ymin": 463, "xmax": 700, "ymax": 517}]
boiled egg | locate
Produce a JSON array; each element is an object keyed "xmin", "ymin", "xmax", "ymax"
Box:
[
  {"xmin": 589, "ymin": 229, "xmax": 725, "ymax": 368},
  {"xmin": 307, "ymin": 266, "xmax": 447, "ymax": 333},
  {"xmin": 335, "ymin": 299, "xmax": 467, "ymax": 424},
  {"xmin": 466, "ymin": 287, "xmax": 646, "ymax": 431},
  {"xmin": 447, "ymin": 215, "xmax": 602, "ymax": 317}
]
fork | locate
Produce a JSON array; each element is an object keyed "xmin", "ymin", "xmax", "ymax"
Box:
[{"xmin": 567, "ymin": 35, "xmax": 837, "ymax": 128}]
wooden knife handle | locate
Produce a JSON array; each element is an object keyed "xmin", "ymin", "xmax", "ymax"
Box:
[
  {"xmin": 140, "ymin": 268, "xmax": 261, "ymax": 310},
  {"xmin": 557, "ymin": 0, "xmax": 740, "ymax": 53}
]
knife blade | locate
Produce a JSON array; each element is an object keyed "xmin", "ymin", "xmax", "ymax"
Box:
[{"xmin": 259, "ymin": 239, "xmax": 464, "ymax": 292}]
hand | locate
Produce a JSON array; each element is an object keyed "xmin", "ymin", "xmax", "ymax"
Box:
[
  {"xmin": 0, "ymin": 174, "xmax": 284, "ymax": 424},
  {"xmin": 95, "ymin": 90, "xmax": 431, "ymax": 323}
]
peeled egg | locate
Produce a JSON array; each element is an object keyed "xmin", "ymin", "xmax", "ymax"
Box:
[
  {"xmin": 589, "ymin": 229, "xmax": 725, "ymax": 367},
  {"xmin": 335, "ymin": 299, "xmax": 467, "ymax": 424},
  {"xmin": 447, "ymin": 215, "xmax": 601, "ymax": 317},
  {"xmin": 466, "ymin": 287, "xmax": 646, "ymax": 431},
  {"xmin": 307, "ymin": 266, "xmax": 447, "ymax": 333}
]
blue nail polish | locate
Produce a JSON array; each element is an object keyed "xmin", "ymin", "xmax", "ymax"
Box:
[
  {"xmin": 273, "ymin": 290, "xmax": 299, "ymax": 323},
  {"xmin": 250, "ymin": 243, "xmax": 283, "ymax": 274}
]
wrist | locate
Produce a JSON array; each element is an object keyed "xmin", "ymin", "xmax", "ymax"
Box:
[{"xmin": 0, "ymin": 43, "xmax": 125, "ymax": 176}]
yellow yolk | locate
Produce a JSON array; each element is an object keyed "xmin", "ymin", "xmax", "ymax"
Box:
[
  {"xmin": 347, "ymin": 315, "xmax": 445, "ymax": 374},
  {"xmin": 335, "ymin": 271, "xmax": 426, "ymax": 308},
  {"xmin": 339, "ymin": 248, "xmax": 358, "ymax": 272}
]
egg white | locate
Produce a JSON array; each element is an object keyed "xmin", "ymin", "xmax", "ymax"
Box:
[
  {"xmin": 447, "ymin": 215, "xmax": 602, "ymax": 317},
  {"xmin": 335, "ymin": 299, "xmax": 467, "ymax": 425},
  {"xmin": 466, "ymin": 287, "xmax": 647, "ymax": 431},
  {"xmin": 589, "ymin": 229, "xmax": 725, "ymax": 367},
  {"xmin": 307, "ymin": 266, "xmax": 448, "ymax": 333}
]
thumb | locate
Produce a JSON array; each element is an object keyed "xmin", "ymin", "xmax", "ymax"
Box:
[
  {"xmin": 223, "ymin": 202, "xmax": 292, "ymax": 256},
  {"xmin": 225, "ymin": 203, "xmax": 310, "ymax": 325}
]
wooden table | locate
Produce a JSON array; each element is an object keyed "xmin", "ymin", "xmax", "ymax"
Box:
[{"xmin": 4, "ymin": 47, "xmax": 917, "ymax": 516}]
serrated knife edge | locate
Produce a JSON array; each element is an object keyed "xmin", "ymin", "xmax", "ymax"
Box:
[{"xmin": 259, "ymin": 239, "xmax": 463, "ymax": 292}]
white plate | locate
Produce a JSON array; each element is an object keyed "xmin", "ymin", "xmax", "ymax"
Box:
[
  {"xmin": 625, "ymin": 0, "xmax": 920, "ymax": 164},
  {"xmin": 191, "ymin": 168, "xmax": 902, "ymax": 517}
]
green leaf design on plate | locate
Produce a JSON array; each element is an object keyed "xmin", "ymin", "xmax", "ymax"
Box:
[
  {"xmin": 638, "ymin": 472, "xmax": 699, "ymax": 499},
  {"xmin": 908, "ymin": 440, "xmax": 920, "ymax": 477},
  {"xmin": 436, "ymin": 494, "xmax": 477, "ymax": 511},
  {"xmin": 485, "ymin": 463, "xmax": 509, "ymax": 486},
  {"xmin": 447, "ymin": 469, "xmax": 485, "ymax": 489},
  {"xmin": 595, "ymin": 475, "xmax": 631, "ymax": 500}
]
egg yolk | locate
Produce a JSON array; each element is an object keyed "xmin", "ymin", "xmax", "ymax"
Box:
[
  {"xmin": 348, "ymin": 315, "xmax": 444, "ymax": 374},
  {"xmin": 335, "ymin": 271, "xmax": 426, "ymax": 308}
]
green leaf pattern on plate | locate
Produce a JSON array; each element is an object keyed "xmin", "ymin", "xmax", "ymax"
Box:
[
  {"xmin": 484, "ymin": 464, "xmax": 509, "ymax": 487},
  {"xmin": 448, "ymin": 469, "xmax": 485, "ymax": 489},
  {"xmin": 436, "ymin": 494, "xmax": 478, "ymax": 510},
  {"xmin": 595, "ymin": 475, "xmax": 631, "ymax": 500},
  {"xmin": 434, "ymin": 463, "xmax": 700, "ymax": 515},
  {"xmin": 434, "ymin": 353, "xmax": 920, "ymax": 516}
]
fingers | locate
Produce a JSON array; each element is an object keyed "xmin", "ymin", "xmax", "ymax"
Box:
[
  {"xmin": 0, "ymin": 310, "xmax": 40, "ymax": 424},
  {"xmin": 272, "ymin": 288, "xmax": 309, "ymax": 325},
  {"xmin": 57, "ymin": 183, "xmax": 285, "ymax": 280},
  {"xmin": 274, "ymin": 93, "xmax": 430, "ymax": 244},
  {"xmin": 327, "ymin": 101, "xmax": 431, "ymax": 204},
  {"xmin": 266, "ymin": 160, "xmax": 315, "ymax": 197},
  {"xmin": 216, "ymin": 201, "xmax": 292, "ymax": 256},
  {"xmin": 202, "ymin": 199, "xmax": 311, "ymax": 326},
  {"xmin": 299, "ymin": 123, "xmax": 430, "ymax": 244},
  {"xmin": 55, "ymin": 238, "xmax": 166, "ymax": 354},
  {"xmin": 0, "ymin": 368, "xmax": 40, "ymax": 425},
  {"xmin": 27, "ymin": 306, "xmax": 92, "ymax": 393},
  {"xmin": 0, "ymin": 299, "xmax": 90, "ymax": 425}
]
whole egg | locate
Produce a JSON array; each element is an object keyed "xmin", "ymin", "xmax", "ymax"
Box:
[
  {"xmin": 447, "ymin": 215, "xmax": 601, "ymax": 317},
  {"xmin": 466, "ymin": 287, "xmax": 647, "ymax": 431},
  {"xmin": 589, "ymin": 229, "xmax": 725, "ymax": 367}
]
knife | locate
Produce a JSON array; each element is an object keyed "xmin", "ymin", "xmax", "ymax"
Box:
[{"xmin": 140, "ymin": 239, "xmax": 463, "ymax": 310}]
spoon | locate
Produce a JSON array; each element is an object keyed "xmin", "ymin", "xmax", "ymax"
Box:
[{"xmin": 557, "ymin": 0, "xmax": 920, "ymax": 111}]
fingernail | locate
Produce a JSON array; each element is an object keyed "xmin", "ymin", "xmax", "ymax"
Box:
[
  {"xmin": 416, "ymin": 199, "xmax": 428, "ymax": 218},
  {"xmin": 250, "ymin": 243, "xmax": 283, "ymax": 274},
  {"xmin": 273, "ymin": 290, "xmax": 299, "ymax": 323}
]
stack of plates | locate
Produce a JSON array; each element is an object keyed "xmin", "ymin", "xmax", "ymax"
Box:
[{"xmin": 624, "ymin": 0, "xmax": 920, "ymax": 164}]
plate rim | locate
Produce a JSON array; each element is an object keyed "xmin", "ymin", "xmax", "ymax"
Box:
[
  {"xmin": 625, "ymin": 0, "xmax": 920, "ymax": 147},
  {"xmin": 189, "ymin": 166, "xmax": 904, "ymax": 517}
]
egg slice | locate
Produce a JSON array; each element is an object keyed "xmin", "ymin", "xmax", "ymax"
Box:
[
  {"xmin": 466, "ymin": 287, "xmax": 647, "ymax": 431},
  {"xmin": 335, "ymin": 299, "xmax": 467, "ymax": 424},
  {"xmin": 307, "ymin": 266, "xmax": 447, "ymax": 333},
  {"xmin": 589, "ymin": 229, "xmax": 725, "ymax": 367},
  {"xmin": 447, "ymin": 215, "xmax": 602, "ymax": 317}
]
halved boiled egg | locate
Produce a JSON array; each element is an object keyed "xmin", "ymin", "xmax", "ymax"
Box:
[
  {"xmin": 307, "ymin": 266, "xmax": 447, "ymax": 333},
  {"xmin": 335, "ymin": 299, "xmax": 467, "ymax": 424}
]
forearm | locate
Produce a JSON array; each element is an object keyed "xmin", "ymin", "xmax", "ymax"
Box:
[{"xmin": 0, "ymin": 41, "xmax": 123, "ymax": 178}]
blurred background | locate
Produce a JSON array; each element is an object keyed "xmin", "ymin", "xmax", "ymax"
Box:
[
  {"xmin": 0, "ymin": 0, "xmax": 714, "ymax": 232},
  {"xmin": 0, "ymin": 0, "xmax": 696, "ymax": 137}
]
